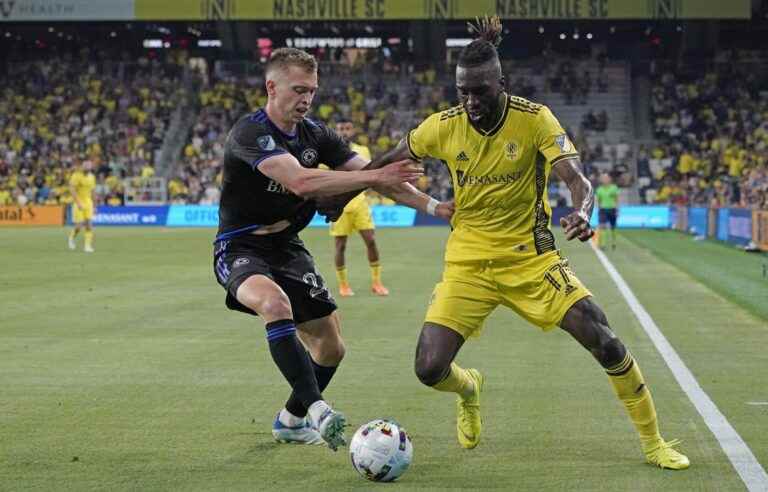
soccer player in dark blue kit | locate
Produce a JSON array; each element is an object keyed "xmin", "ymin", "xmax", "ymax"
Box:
[{"xmin": 213, "ymin": 48, "xmax": 453, "ymax": 451}]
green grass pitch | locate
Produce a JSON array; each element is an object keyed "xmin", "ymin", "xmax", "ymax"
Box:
[{"xmin": 1, "ymin": 226, "xmax": 766, "ymax": 491}]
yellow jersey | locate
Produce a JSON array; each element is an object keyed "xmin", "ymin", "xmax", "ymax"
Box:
[
  {"xmin": 69, "ymin": 170, "xmax": 96, "ymax": 203},
  {"xmin": 407, "ymin": 94, "xmax": 578, "ymax": 262},
  {"xmin": 347, "ymin": 142, "xmax": 372, "ymax": 210}
]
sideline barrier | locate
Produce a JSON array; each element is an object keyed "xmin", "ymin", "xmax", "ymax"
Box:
[
  {"xmin": 43, "ymin": 203, "xmax": 768, "ymax": 251},
  {"xmin": 93, "ymin": 206, "xmax": 168, "ymax": 226},
  {"xmin": 166, "ymin": 205, "xmax": 218, "ymax": 227},
  {"xmin": 589, "ymin": 205, "xmax": 670, "ymax": 229},
  {"xmin": 726, "ymin": 208, "xmax": 753, "ymax": 246},
  {"xmin": 55, "ymin": 204, "xmax": 674, "ymax": 229},
  {"xmin": 0, "ymin": 205, "xmax": 63, "ymax": 226},
  {"xmin": 688, "ymin": 207, "xmax": 708, "ymax": 237},
  {"xmin": 674, "ymin": 206, "xmax": 763, "ymax": 250},
  {"xmin": 754, "ymin": 211, "xmax": 768, "ymax": 251}
]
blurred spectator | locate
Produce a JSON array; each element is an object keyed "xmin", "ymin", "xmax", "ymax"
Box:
[
  {"xmin": 647, "ymin": 60, "xmax": 768, "ymax": 208},
  {"xmin": 0, "ymin": 49, "xmax": 187, "ymax": 207}
]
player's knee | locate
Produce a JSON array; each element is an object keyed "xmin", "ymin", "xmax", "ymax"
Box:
[
  {"xmin": 323, "ymin": 337, "xmax": 346, "ymax": 365},
  {"xmin": 414, "ymin": 355, "xmax": 449, "ymax": 387},
  {"xmin": 595, "ymin": 337, "xmax": 627, "ymax": 368},
  {"xmin": 255, "ymin": 291, "xmax": 292, "ymax": 320}
]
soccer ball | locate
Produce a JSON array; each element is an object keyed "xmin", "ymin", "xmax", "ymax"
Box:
[{"xmin": 349, "ymin": 419, "xmax": 413, "ymax": 482}]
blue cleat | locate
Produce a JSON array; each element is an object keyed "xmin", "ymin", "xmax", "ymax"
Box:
[{"xmin": 272, "ymin": 413, "xmax": 324, "ymax": 445}]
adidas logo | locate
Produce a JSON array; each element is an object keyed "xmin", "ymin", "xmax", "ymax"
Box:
[{"xmin": 456, "ymin": 151, "xmax": 469, "ymax": 162}]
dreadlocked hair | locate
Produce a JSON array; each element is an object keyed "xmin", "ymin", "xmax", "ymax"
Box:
[{"xmin": 458, "ymin": 15, "xmax": 503, "ymax": 67}]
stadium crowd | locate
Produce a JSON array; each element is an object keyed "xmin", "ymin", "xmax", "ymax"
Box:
[
  {"xmin": 643, "ymin": 59, "xmax": 768, "ymax": 209},
  {"xmin": 0, "ymin": 48, "xmax": 187, "ymax": 207},
  {"xmin": 2, "ymin": 50, "xmax": 765, "ymax": 212},
  {"xmin": 174, "ymin": 54, "xmax": 615, "ymax": 205}
]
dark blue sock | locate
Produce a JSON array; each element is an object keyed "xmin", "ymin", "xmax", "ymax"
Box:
[
  {"xmin": 285, "ymin": 358, "xmax": 339, "ymax": 418},
  {"xmin": 265, "ymin": 319, "xmax": 321, "ymax": 412}
]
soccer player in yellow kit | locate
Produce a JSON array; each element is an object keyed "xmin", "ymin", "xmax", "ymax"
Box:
[
  {"xmin": 357, "ymin": 16, "xmax": 689, "ymax": 470},
  {"xmin": 68, "ymin": 159, "xmax": 96, "ymax": 253},
  {"xmin": 331, "ymin": 119, "xmax": 389, "ymax": 297}
]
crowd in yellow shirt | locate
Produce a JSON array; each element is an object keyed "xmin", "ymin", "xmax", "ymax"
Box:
[
  {"xmin": 647, "ymin": 65, "xmax": 768, "ymax": 209},
  {"xmin": 0, "ymin": 53, "xmax": 188, "ymax": 207}
]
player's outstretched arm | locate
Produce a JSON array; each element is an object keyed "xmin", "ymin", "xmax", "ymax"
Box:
[
  {"xmin": 364, "ymin": 138, "xmax": 413, "ymax": 171},
  {"xmin": 258, "ymin": 152, "xmax": 422, "ymax": 198},
  {"xmin": 316, "ymin": 138, "xmax": 435, "ymax": 221},
  {"xmin": 372, "ymin": 183, "xmax": 454, "ymax": 220},
  {"xmin": 323, "ymin": 141, "xmax": 453, "ymax": 220},
  {"xmin": 552, "ymin": 157, "xmax": 595, "ymax": 242}
]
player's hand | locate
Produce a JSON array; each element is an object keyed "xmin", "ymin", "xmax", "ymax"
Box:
[
  {"xmin": 375, "ymin": 159, "xmax": 423, "ymax": 187},
  {"xmin": 560, "ymin": 211, "xmax": 594, "ymax": 242},
  {"xmin": 435, "ymin": 199, "xmax": 455, "ymax": 220}
]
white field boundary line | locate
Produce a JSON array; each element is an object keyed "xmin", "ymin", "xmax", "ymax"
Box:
[{"xmin": 591, "ymin": 243, "xmax": 768, "ymax": 492}]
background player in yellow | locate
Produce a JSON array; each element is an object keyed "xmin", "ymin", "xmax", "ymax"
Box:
[
  {"xmin": 356, "ymin": 16, "xmax": 689, "ymax": 470},
  {"xmin": 331, "ymin": 118, "xmax": 389, "ymax": 297},
  {"xmin": 68, "ymin": 158, "xmax": 96, "ymax": 253}
]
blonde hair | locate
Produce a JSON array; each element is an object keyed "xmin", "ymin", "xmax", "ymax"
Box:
[{"xmin": 266, "ymin": 48, "xmax": 317, "ymax": 77}]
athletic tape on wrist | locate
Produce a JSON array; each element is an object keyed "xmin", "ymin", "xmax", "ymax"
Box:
[{"xmin": 426, "ymin": 198, "xmax": 439, "ymax": 216}]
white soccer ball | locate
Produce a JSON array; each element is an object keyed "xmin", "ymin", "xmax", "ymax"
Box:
[{"xmin": 349, "ymin": 419, "xmax": 413, "ymax": 482}]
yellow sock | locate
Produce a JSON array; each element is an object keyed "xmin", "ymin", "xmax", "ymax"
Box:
[
  {"xmin": 84, "ymin": 230, "xmax": 94, "ymax": 248},
  {"xmin": 370, "ymin": 262, "xmax": 382, "ymax": 284},
  {"xmin": 335, "ymin": 266, "xmax": 349, "ymax": 287},
  {"xmin": 606, "ymin": 353, "xmax": 662, "ymax": 450},
  {"xmin": 433, "ymin": 363, "xmax": 474, "ymax": 399}
]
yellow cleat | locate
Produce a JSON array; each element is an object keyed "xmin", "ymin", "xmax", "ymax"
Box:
[
  {"xmin": 645, "ymin": 439, "xmax": 690, "ymax": 470},
  {"xmin": 338, "ymin": 284, "xmax": 355, "ymax": 297},
  {"xmin": 456, "ymin": 368, "xmax": 484, "ymax": 449}
]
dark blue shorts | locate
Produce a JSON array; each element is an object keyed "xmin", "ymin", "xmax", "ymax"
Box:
[
  {"xmin": 598, "ymin": 208, "xmax": 618, "ymax": 228},
  {"xmin": 213, "ymin": 234, "xmax": 336, "ymax": 323}
]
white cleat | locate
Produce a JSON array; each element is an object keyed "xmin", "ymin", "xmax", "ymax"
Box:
[
  {"xmin": 272, "ymin": 414, "xmax": 324, "ymax": 445},
  {"xmin": 84, "ymin": 245, "xmax": 95, "ymax": 253},
  {"xmin": 68, "ymin": 237, "xmax": 76, "ymax": 250},
  {"xmin": 314, "ymin": 408, "xmax": 347, "ymax": 451}
]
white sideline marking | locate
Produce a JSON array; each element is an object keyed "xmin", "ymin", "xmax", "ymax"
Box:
[
  {"xmin": 746, "ymin": 402, "xmax": 768, "ymax": 406},
  {"xmin": 591, "ymin": 244, "xmax": 768, "ymax": 491}
]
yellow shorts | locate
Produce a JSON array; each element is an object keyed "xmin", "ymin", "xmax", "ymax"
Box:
[
  {"xmin": 72, "ymin": 201, "xmax": 94, "ymax": 223},
  {"xmin": 329, "ymin": 201, "xmax": 374, "ymax": 236},
  {"xmin": 425, "ymin": 251, "xmax": 592, "ymax": 339}
]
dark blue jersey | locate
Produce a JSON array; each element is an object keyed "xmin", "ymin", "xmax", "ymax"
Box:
[{"xmin": 216, "ymin": 109, "xmax": 355, "ymax": 242}]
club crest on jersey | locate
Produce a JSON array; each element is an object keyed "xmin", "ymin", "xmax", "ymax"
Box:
[
  {"xmin": 505, "ymin": 141, "xmax": 519, "ymax": 161},
  {"xmin": 301, "ymin": 148, "xmax": 319, "ymax": 166},
  {"xmin": 257, "ymin": 135, "xmax": 276, "ymax": 151},
  {"xmin": 233, "ymin": 258, "xmax": 250, "ymax": 267},
  {"xmin": 555, "ymin": 134, "xmax": 573, "ymax": 153}
]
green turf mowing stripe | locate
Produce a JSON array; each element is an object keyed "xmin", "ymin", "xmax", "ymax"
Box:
[{"xmin": 622, "ymin": 230, "xmax": 768, "ymax": 321}]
